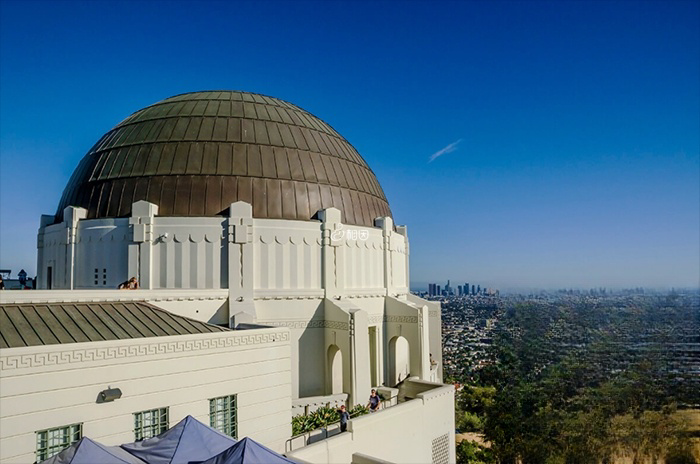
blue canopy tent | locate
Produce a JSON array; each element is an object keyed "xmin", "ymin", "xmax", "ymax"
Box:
[
  {"xmin": 40, "ymin": 437, "xmax": 146, "ymax": 464},
  {"xmin": 189, "ymin": 437, "xmax": 297, "ymax": 464},
  {"xmin": 121, "ymin": 415, "xmax": 236, "ymax": 464}
]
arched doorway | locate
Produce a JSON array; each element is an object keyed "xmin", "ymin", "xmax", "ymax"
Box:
[
  {"xmin": 388, "ymin": 336, "xmax": 410, "ymax": 387},
  {"xmin": 326, "ymin": 345, "xmax": 343, "ymax": 394}
]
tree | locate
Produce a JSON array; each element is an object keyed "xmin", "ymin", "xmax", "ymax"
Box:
[{"xmin": 456, "ymin": 440, "xmax": 495, "ymax": 464}]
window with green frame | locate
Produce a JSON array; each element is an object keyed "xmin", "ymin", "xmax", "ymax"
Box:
[
  {"xmin": 210, "ymin": 394, "xmax": 237, "ymax": 438},
  {"xmin": 36, "ymin": 423, "xmax": 82, "ymax": 461},
  {"xmin": 133, "ymin": 407, "xmax": 169, "ymax": 441}
]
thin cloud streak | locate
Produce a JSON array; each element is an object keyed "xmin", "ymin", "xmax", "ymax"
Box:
[{"xmin": 428, "ymin": 139, "xmax": 462, "ymax": 163}]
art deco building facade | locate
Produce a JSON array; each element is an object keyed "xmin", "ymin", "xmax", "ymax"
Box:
[{"xmin": 0, "ymin": 91, "xmax": 455, "ymax": 463}]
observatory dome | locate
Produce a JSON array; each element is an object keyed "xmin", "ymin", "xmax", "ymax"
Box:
[{"xmin": 55, "ymin": 91, "xmax": 392, "ymax": 226}]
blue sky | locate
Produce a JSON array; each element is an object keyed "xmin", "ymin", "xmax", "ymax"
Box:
[{"xmin": 1, "ymin": 0, "xmax": 698, "ymax": 290}]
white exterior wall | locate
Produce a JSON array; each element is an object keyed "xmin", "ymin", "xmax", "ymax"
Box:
[
  {"xmin": 255, "ymin": 298, "xmax": 327, "ymax": 399},
  {"xmin": 390, "ymin": 233, "xmax": 409, "ymax": 293},
  {"xmin": 253, "ymin": 220, "xmax": 323, "ymax": 293},
  {"xmin": 30, "ymin": 203, "xmax": 452, "ymax": 457},
  {"xmin": 151, "ymin": 217, "xmax": 225, "ymax": 289},
  {"xmin": 74, "ymin": 219, "xmax": 130, "ymax": 289},
  {"xmin": 408, "ymin": 293, "xmax": 444, "ymax": 382},
  {"xmin": 338, "ymin": 226, "xmax": 385, "ymax": 293},
  {"xmin": 287, "ymin": 382, "xmax": 456, "ymax": 464},
  {"xmin": 38, "ymin": 223, "xmax": 70, "ymax": 288},
  {"xmin": 0, "ymin": 327, "xmax": 292, "ymax": 463},
  {"xmin": 36, "ymin": 203, "xmax": 408, "ymax": 299}
]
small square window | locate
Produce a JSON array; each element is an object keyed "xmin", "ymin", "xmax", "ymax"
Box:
[
  {"xmin": 134, "ymin": 407, "xmax": 169, "ymax": 441},
  {"xmin": 210, "ymin": 395, "xmax": 237, "ymax": 438},
  {"xmin": 36, "ymin": 423, "xmax": 82, "ymax": 461}
]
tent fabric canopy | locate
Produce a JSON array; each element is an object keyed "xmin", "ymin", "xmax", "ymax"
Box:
[
  {"xmin": 120, "ymin": 415, "xmax": 236, "ymax": 464},
  {"xmin": 40, "ymin": 437, "xmax": 146, "ymax": 464},
  {"xmin": 189, "ymin": 437, "xmax": 297, "ymax": 464}
]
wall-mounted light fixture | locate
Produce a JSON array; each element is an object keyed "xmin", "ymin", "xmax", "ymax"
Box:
[{"xmin": 99, "ymin": 387, "xmax": 122, "ymax": 403}]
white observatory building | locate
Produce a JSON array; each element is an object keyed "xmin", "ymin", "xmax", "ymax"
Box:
[{"xmin": 0, "ymin": 91, "xmax": 455, "ymax": 464}]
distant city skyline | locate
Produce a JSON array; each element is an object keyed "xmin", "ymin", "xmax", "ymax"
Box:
[{"xmin": 1, "ymin": 0, "xmax": 698, "ymax": 289}]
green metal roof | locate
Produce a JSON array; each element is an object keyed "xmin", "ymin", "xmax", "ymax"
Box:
[
  {"xmin": 0, "ymin": 301, "xmax": 229, "ymax": 348},
  {"xmin": 55, "ymin": 91, "xmax": 392, "ymax": 226}
]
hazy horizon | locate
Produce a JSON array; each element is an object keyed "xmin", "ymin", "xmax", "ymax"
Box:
[{"xmin": 409, "ymin": 281, "xmax": 700, "ymax": 294}]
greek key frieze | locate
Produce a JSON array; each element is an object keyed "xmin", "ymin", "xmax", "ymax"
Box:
[
  {"xmin": 258, "ymin": 320, "xmax": 349, "ymax": 331},
  {"xmin": 384, "ymin": 315, "xmax": 419, "ymax": 324},
  {"xmin": 0, "ymin": 331, "xmax": 289, "ymax": 371},
  {"xmin": 367, "ymin": 315, "xmax": 420, "ymax": 324}
]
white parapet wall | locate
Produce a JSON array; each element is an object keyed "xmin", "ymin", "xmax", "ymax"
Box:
[
  {"xmin": 0, "ymin": 289, "xmax": 230, "ymax": 325},
  {"xmin": 36, "ymin": 203, "xmax": 410, "ymax": 299},
  {"xmin": 287, "ymin": 381, "xmax": 456, "ymax": 464},
  {"xmin": 0, "ymin": 327, "xmax": 292, "ymax": 463}
]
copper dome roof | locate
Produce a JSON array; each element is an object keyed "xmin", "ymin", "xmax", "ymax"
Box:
[{"xmin": 55, "ymin": 91, "xmax": 392, "ymax": 226}]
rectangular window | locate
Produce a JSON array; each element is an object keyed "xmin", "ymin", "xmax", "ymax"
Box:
[
  {"xmin": 36, "ymin": 423, "xmax": 82, "ymax": 461},
  {"xmin": 210, "ymin": 395, "xmax": 237, "ymax": 438},
  {"xmin": 133, "ymin": 407, "xmax": 169, "ymax": 441}
]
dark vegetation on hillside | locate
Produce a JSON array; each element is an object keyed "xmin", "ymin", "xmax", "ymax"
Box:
[{"xmin": 451, "ymin": 294, "xmax": 700, "ymax": 463}]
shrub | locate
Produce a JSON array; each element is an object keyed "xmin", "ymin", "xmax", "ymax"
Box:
[
  {"xmin": 349, "ymin": 404, "xmax": 369, "ymax": 417},
  {"xmin": 291, "ymin": 403, "xmax": 370, "ymax": 435},
  {"xmin": 457, "ymin": 411, "xmax": 484, "ymax": 433}
]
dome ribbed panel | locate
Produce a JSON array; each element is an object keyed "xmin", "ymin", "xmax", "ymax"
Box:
[{"xmin": 55, "ymin": 91, "xmax": 391, "ymax": 226}]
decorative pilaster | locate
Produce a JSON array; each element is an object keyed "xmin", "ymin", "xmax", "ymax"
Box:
[
  {"xmin": 396, "ymin": 224, "xmax": 409, "ymax": 293},
  {"xmin": 36, "ymin": 214, "xmax": 54, "ymax": 289},
  {"xmin": 129, "ymin": 201, "xmax": 158, "ymax": 289},
  {"xmin": 319, "ymin": 208, "xmax": 342, "ymax": 299},
  {"xmin": 417, "ymin": 303, "xmax": 430, "ymax": 380},
  {"xmin": 349, "ymin": 307, "xmax": 371, "ymax": 405},
  {"xmin": 374, "ymin": 216, "xmax": 394, "ymax": 296},
  {"xmin": 63, "ymin": 206, "xmax": 87, "ymax": 289},
  {"xmin": 227, "ymin": 201, "xmax": 256, "ymax": 327}
]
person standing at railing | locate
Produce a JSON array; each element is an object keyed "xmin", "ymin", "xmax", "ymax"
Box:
[
  {"xmin": 338, "ymin": 405, "xmax": 349, "ymax": 432},
  {"xmin": 367, "ymin": 389, "xmax": 381, "ymax": 413}
]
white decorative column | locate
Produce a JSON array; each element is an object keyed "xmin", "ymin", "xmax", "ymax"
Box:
[
  {"xmin": 129, "ymin": 201, "xmax": 158, "ymax": 289},
  {"xmin": 319, "ymin": 207, "xmax": 343, "ymax": 299},
  {"xmin": 396, "ymin": 224, "xmax": 409, "ymax": 293},
  {"xmin": 36, "ymin": 214, "xmax": 54, "ymax": 289},
  {"xmin": 227, "ymin": 201, "xmax": 256, "ymax": 327},
  {"xmin": 375, "ymin": 216, "xmax": 394, "ymax": 296},
  {"xmin": 63, "ymin": 206, "xmax": 87, "ymax": 290},
  {"xmin": 349, "ymin": 306, "xmax": 371, "ymax": 405}
]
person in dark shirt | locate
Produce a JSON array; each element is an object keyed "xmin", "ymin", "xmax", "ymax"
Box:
[
  {"xmin": 118, "ymin": 277, "xmax": 140, "ymax": 289},
  {"xmin": 338, "ymin": 405, "xmax": 349, "ymax": 432},
  {"xmin": 367, "ymin": 389, "xmax": 381, "ymax": 412}
]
